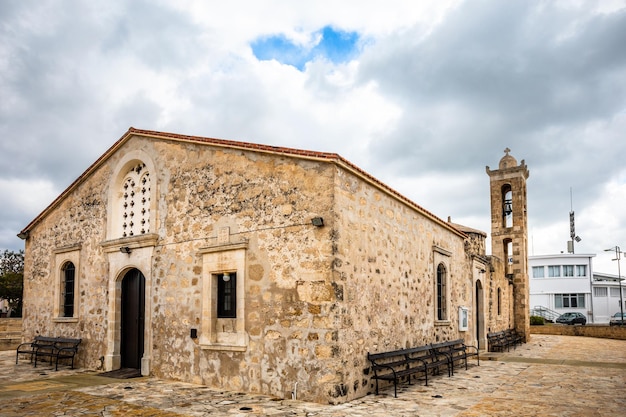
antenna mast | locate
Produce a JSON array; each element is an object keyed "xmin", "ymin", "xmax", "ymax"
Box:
[{"xmin": 568, "ymin": 187, "xmax": 581, "ymax": 253}]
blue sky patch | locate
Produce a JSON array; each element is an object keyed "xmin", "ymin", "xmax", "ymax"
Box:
[{"xmin": 251, "ymin": 26, "xmax": 360, "ymax": 70}]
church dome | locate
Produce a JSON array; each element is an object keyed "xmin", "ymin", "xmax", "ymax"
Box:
[{"xmin": 499, "ymin": 148, "xmax": 517, "ymax": 169}]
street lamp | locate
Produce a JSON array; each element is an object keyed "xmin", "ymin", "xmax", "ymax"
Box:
[{"xmin": 605, "ymin": 246, "xmax": 624, "ymax": 325}]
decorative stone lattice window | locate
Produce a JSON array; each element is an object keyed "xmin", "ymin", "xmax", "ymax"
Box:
[{"xmin": 121, "ymin": 163, "xmax": 151, "ymax": 238}]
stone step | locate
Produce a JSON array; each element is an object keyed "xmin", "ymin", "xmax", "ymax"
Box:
[
  {"xmin": 0, "ymin": 337, "xmax": 21, "ymax": 351},
  {"xmin": 0, "ymin": 318, "xmax": 22, "ymax": 332}
]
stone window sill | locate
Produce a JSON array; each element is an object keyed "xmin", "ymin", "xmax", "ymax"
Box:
[
  {"xmin": 53, "ymin": 317, "xmax": 79, "ymax": 323},
  {"xmin": 200, "ymin": 343, "xmax": 247, "ymax": 352}
]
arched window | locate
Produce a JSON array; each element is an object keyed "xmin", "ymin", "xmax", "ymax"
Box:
[
  {"xmin": 502, "ymin": 184, "xmax": 513, "ymax": 228},
  {"xmin": 62, "ymin": 262, "xmax": 75, "ymax": 317},
  {"xmin": 436, "ymin": 263, "xmax": 447, "ymax": 321},
  {"xmin": 121, "ymin": 163, "xmax": 151, "ymax": 237},
  {"xmin": 504, "ymin": 238, "xmax": 513, "ymax": 276}
]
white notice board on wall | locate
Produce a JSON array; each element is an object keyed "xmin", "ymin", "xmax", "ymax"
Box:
[{"xmin": 459, "ymin": 306, "xmax": 469, "ymax": 331}]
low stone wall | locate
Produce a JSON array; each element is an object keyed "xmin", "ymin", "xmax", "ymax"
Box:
[
  {"xmin": 530, "ymin": 324, "xmax": 626, "ymax": 340},
  {"xmin": 0, "ymin": 318, "xmax": 22, "ymax": 351}
]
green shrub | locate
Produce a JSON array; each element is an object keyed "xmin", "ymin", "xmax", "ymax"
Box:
[{"xmin": 530, "ymin": 316, "xmax": 545, "ymax": 325}]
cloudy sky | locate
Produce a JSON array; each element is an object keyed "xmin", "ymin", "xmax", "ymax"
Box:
[{"xmin": 1, "ymin": 0, "xmax": 625, "ymax": 274}]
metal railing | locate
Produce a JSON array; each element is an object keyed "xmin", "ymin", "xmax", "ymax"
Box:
[{"xmin": 531, "ymin": 306, "xmax": 561, "ymax": 322}]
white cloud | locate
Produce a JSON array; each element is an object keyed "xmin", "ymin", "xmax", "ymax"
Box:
[
  {"xmin": 0, "ymin": 0, "xmax": 625, "ymax": 280},
  {"xmin": 0, "ymin": 178, "xmax": 58, "ymax": 247}
]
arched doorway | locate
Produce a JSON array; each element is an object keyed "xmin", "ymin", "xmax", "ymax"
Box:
[
  {"xmin": 475, "ymin": 280, "xmax": 484, "ymax": 349},
  {"xmin": 121, "ymin": 268, "xmax": 145, "ymax": 369}
]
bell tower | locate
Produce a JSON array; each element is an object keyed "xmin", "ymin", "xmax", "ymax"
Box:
[{"xmin": 486, "ymin": 148, "xmax": 530, "ymax": 341}]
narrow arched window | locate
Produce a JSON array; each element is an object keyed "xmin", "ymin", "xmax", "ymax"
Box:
[
  {"xmin": 504, "ymin": 238, "xmax": 513, "ymax": 276},
  {"xmin": 436, "ymin": 263, "xmax": 447, "ymax": 320},
  {"xmin": 502, "ymin": 184, "xmax": 513, "ymax": 228},
  {"xmin": 62, "ymin": 262, "xmax": 75, "ymax": 317}
]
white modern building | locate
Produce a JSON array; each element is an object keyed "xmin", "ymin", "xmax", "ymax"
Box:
[
  {"xmin": 590, "ymin": 272, "xmax": 626, "ymax": 323},
  {"xmin": 529, "ymin": 253, "xmax": 626, "ymax": 324},
  {"xmin": 529, "ymin": 254, "xmax": 595, "ymax": 322}
]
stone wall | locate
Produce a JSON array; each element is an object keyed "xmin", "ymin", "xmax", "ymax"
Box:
[
  {"xmin": 486, "ymin": 155, "xmax": 530, "ymax": 342},
  {"xmin": 331, "ymin": 167, "xmax": 471, "ymax": 401},
  {"xmin": 21, "ymin": 132, "xmax": 514, "ymax": 404},
  {"xmin": 22, "ymin": 159, "xmax": 111, "ymax": 369},
  {"xmin": 0, "ymin": 318, "xmax": 22, "ymax": 351},
  {"xmin": 477, "ymin": 256, "xmax": 509, "ymax": 338},
  {"xmin": 22, "ymin": 136, "xmax": 340, "ymax": 402},
  {"xmin": 530, "ymin": 325, "xmax": 626, "ymax": 340},
  {"xmin": 146, "ymin": 140, "xmax": 337, "ymax": 402}
]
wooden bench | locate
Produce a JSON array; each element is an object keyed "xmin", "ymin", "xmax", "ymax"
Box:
[
  {"xmin": 367, "ymin": 345, "xmax": 451, "ymax": 397},
  {"xmin": 16, "ymin": 336, "xmax": 81, "ymax": 370},
  {"xmin": 430, "ymin": 339, "xmax": 479, "ymax": 375}
]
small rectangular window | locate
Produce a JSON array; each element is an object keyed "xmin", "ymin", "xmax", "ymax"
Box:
[
  {"xmin": 611, "ymin": 287, "xmax": 621, "ymax": 297},
  {"xmin": 576, "ymin": 265, "xmax": 587, "ymax": 277},
  {"xmin": 532, "ymin": 266, "xmax": 545, "ymax": 278},
  {"xmin": 555, "ymin": 293, "xmax": 585, "ymax": 308},
  {"xmin": 594, "ymin": 287, "xmax": 608, "ymax": 297},
  {"xmin": 548, "ymin": 266, "xmax": 560, "ymax": 277},
  {"xmin": 217, "ymin": 272, "xmax": 237, "ymax": 318},
  {"xmin": 563, "ymin": 265, "xmax": 574, "ymax": 277}
]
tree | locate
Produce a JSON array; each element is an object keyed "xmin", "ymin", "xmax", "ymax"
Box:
[{"xmin": 0, "ymin": 250, "xmax": 24, "ymax": 317}]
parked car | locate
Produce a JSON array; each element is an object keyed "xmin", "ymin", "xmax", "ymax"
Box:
[
  {"xmin": 556, "ymin": 312, "xmax": 587, "ymax": 325},
  {"xmin": 609, "ymin": 312, "xmax": 626, "ymax": 326}
]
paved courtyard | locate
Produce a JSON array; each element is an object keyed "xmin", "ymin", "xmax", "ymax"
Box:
[{"xmin": 1, "ymin": 334, "xmax": 625, "ymax": 416}]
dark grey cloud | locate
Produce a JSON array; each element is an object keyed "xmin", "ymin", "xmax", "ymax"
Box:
[
  {"xmin": 356, "ymin": 1, "xmax": 626, "ymax": 228},
  {"xmin": 0, "ymin": 1, "xmax": 204, "ymax": 184},
  {"xmin": 0, "ymin": 0, "xmax": 624, "ymax": 273}
]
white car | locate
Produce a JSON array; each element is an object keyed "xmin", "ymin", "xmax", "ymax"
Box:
[{"xmin": 609, "ymin": 312, "xmax": 626, "ymax": 326}]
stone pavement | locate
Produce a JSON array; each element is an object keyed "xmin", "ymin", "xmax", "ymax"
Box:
[{"xmin": 1, "ymin": 334, "xmax": 626, "ymax": 416}]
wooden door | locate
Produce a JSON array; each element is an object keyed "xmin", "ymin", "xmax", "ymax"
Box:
[{"xmin": 121, "ymin": 268, "xmax": 145, "ymax": 369}]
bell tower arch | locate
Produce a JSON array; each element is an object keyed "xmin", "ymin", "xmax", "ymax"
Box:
[{"xmin": 486, "ymin": 148, "xmax": 530, "ymax": 341}]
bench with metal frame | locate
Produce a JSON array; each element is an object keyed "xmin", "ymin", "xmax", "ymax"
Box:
[
  {"xmin": 16, "ymin": 336, "xmax": 81, "ymax": 371},
  {"xmin": 487, "ymin": 329, "xmax": 523, "ymax": 352},
  {"xmin": 367, "ymin": 344, "xmax": 451, "ymax": 398},
  {"xmin": 430, "ymin": 339, "xmax": 480, "ymax": 375}
]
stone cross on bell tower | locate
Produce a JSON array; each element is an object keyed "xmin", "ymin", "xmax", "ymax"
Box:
[{"xmin": 486, "ymin": 149, "xmax": 530, "ymax": 341}]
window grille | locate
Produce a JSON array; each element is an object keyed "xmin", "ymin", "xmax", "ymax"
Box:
[
  {"xmin": 121, "ymin": 163, "xmax": 150, "ymax": 237},
  {"xmin": 62, "ymin": 262, "xmax": 75, "ymax": 317}
]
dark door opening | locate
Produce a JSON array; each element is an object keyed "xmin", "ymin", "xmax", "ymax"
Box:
[
  {"xmin": 121, "ymin": 268, "xmax": 145, "ymax": 369},
  {"xmin": 475, "ymin": 280, "xmax": 484, "ymax": 349}
]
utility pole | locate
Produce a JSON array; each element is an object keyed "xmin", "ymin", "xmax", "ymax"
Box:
[{"xmin": 605, "ymin": 247, "xmax": 624, "ymax": 325}]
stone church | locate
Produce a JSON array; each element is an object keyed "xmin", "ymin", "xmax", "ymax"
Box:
[{"xmin": 18, "ymin": 128, "xmax": 529, "ymax": 403}]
